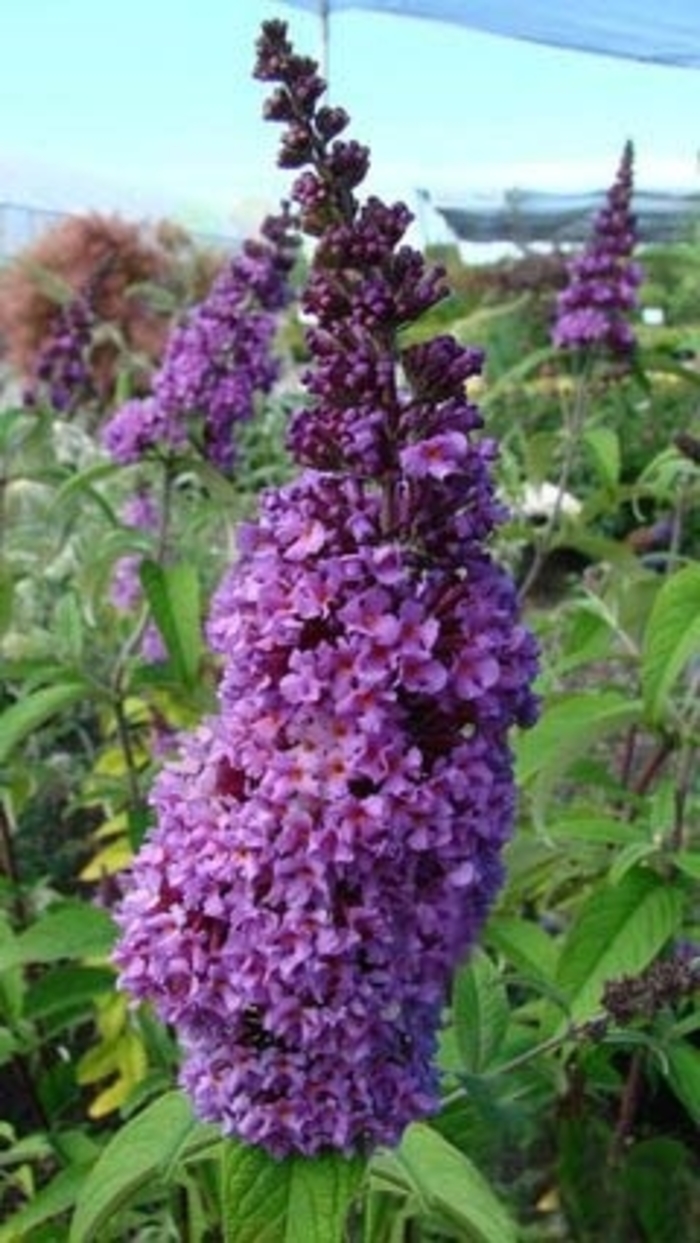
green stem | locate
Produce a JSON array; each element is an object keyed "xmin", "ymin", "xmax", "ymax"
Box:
[
  {"xmin": 607, "ymin": 1048, "xmax": 643, "ymax": 1166},
  {"xmin": 632, "ymin": 737, "xmax": 674, "ymax": 799},
  {"xmin": 111, "ymin": 693, "xmax": 145, "ymax": 817},
  {"xmin": 671, "ymin": 742, "xmax": 696, "ymax": 851},
  {"xmin": 108, "ymin": 460, "xmax": 177, "ymax": 817},
  {"xmin": 441, "ymin": 1013, "xmax": 608, "ymax": 1106},
  {"xmin": 518, "ymin": 360, "xmax": 591, "ymax": 601}
]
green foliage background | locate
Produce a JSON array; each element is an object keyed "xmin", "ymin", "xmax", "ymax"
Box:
[{"xmin": 1, "ymin": 226, "xmax": 700, "ymax": 1241}]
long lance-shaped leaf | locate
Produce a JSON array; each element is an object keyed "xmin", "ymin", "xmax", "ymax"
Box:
[
  {"xmin": 642, "ymin": 563, "xmax": 700, "ymax": 723},
  {"xmin": 221, "ymin": 1141, "xmax": 366, "ymax": 1243},
  {"xmin": 370, "ymin": 1123, "xmax": 518, "ymax": 1243},
  {"xmin": 0, "ymin": 681, "xmax": 90, "ymax": 766},
  {"xmin": 452, "ymin": 949, "xmax": 509, "ymax": 1076},
  {"xmin": 515, "ymin": 689, "xmax": 642, "ymax": 826},
  {"xmin": 0, "ymin": 1163, "xmax": 91, "ymax": 1243},
  {"xmin": 69, "ymin": 1091, "xmax": 207, "ymax": 1242},
  {"xmin": 554, "ymin": 867, "xmax": 683, "ymax": 1030},
  {"xmin": 139, "ymin": 559, "xmax": 202, "ymax": 687},
  {"xmin": 0, "ymin": 901, "xmax": 116, "ymax": 971}
]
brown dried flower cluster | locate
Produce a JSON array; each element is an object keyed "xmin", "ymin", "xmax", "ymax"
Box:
[{"xmin": 0, "ymin": 212, "xmax": 223, "ymax": 406}]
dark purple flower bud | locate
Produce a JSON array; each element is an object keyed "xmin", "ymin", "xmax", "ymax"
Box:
[
  {"xmin": 279, "ymin": 123, "xmax": 315, "ymax": 169},
  {"xmin": 263, "ymin": 86, "xmax": 295, "ymax": 122},
  {"xmin": 402, "ymin": 336, "xmax": 484, "ymax": 401},
  {"xmin": 326, "ymin": 139, "xmax": 371, "ymax": 189},
  {"xmin": 316, "ymin": 105, "xmax": 350, "ymax": 141}
]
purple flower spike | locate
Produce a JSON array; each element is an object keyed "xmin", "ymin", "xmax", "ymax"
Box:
[
  {"xmin": 552, "ymin": 141, "xmax": 642, "ymax": 356},
  {"xmin": 114, "ymin": 19, "xmax": 538, "ymax": 1159},
  {"xmin": 25, "ymin": 294, "xmax": 96, "ymax": 414},
  {"xmin": 101, "ymin": 395, "xmax": 186, "ymax": 464},
  {"xmin": 101, "ymin": 207, "xmax": 299, "ymax": 471}
]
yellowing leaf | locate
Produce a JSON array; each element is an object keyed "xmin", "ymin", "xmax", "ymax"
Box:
[
  {"xmin": 96, "ymin": 993, "xmax": 128, "ymax": 1042},
  {"xmin": 80, "ymin": 838, "xmax": 132, "ymax": 881},
  {"xmin": 87, "ymin": 1078, "xmax": 130, "ymax": 1119},
  {"xmin": 92, "ymin": 813, "xmax": 128, "ymax": 841}
]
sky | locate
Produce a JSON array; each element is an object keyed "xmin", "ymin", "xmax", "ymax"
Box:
[{"xmin": 2, "ymin": 0, "xmax": 700, "ymax": 247}]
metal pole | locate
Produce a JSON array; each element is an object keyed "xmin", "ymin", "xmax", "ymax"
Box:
[{"xmin": 320, "ymin": 0, "xmax": 330, "ymax": 88}]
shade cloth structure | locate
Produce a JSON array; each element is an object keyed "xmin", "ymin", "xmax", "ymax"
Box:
[
  {"xmin": 426, "ymin": 189, "xmax": 700, "ymax": 247},
  {"xmin": 281, "ymin": 0, "xmax": 700, "ymax": 70}
]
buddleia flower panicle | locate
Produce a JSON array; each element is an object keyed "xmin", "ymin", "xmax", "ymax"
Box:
[
  {"xmin": 102, "ymin": 206, "xmax": 299, "ymax": 471},
  {"xmin": 113, "ymin": 18, "xmax": 538, "ymax": 1159},
  {"xmin": 24, "ymin": 290, "xmax": 97, "ymax": 415},
  {"xmin": 552, "ymin": 140, "xmax": 642, "ymax": 356}
]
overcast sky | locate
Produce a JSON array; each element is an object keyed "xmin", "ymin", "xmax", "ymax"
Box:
[{"xmin": 2, "ymin": 0, "xmax": 699, "ymax": 238}]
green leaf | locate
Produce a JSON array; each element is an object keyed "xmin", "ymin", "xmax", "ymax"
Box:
[
  {"xmin": 515, "ymin": 690, "xmax": 642, "ymax": 824},
  {"xmin": 642, "ymin": 564, "xmax": 700, "ymax": 722},
  {"xmin": 0, "ymin": 902, "xmax": 116, "ymax": 970},
  {"xmin": 674, "ymin": 851, "xmax": 700, "ymax": 880},
  {"xmin": 452, "ymin": 950, "xmax": 509, "ymax": 1075},
  {"xmin": 623, "ymin": 1138, "xmax": 693, "ymax": 1243},
  {"xmin": 22, "ymin": 261, "xmax": 74, "ymax": 305},
  {"xmin": 52, "ymin": 459, "xmax": 122, "ymax": 522},
  {"xmin": 665, "ymin": 1040, "xmax": 700, "ymax": 1125},
  {"xmin": 521, "ymin": 430, "xmax": 559, "ymax": 484},
  {"xmin": 0, "ymin": 681, "xmax": 90, "ymax": 766},
  {"xmin": 125, "ymin": 280, "xmax": 179, "ymax": 314},
  {"xmin": 640, "ymin": 350, "xmax": 700, "ymax": 387},
  {"xmin": 0, "ymin": 407, "xmax": 29, "ymax": 453},
  {"xmin": 555, "ymin": 868, "xmax": 683, "ymax": 1028},
  {"xmin": 0, "ymin": 1163, "xmax": 90, "ymax": 1243},
  {"xmin": 553, "ymin": 528, "xmax": 637, "ymax": 571},
  {"xmin": 0, "ymin": 1027, "xmax": 17, "ymax": 1068},
  {"xmin": 482, "ymin": 345, "xmax": 557, "ymax": 404},
  {"xmin": 486, "ymin": 916, "xmax": 559, "ymax": 985},
  {"xmin": 24, "ymin": 965, "xmax": 116, "ymax": 1022},
  {"xmin": 549, "ymin": 809, "xmax": 643, "ymax": 847},
  {"xmin": 362, "ymin": 1178, "xmax": 413, "ymax": 1243},
  {"xmin": 0, "ymin": 564, "xmax": 13, "ymax": 638},
  {"xmin": 139, "ymin": 560, "xmax": 202, "ymax": 687},
  {"xmin": 607, "ymin": 840, "xmax": 658, "ymax": 885},
  {"xmin": 553, "ymin": 604, "xmax": 614, "ymax": 678},
  {"xmin": 516, "ymin": 690, "xmax": 642, "ymax": 786},
  {"xmin": 69, "ymin": 1091, "xmax": 199, "ymax": 1242},
  {"xmin": 221, "ymin": 1141, "xmax": 366, "ymax": 1243},
  {"xmin": 379, "ymin": 1123, "xmax": 518, "ymax": 1243},
  {"xmin": 54, "ymin": 592, "xmax": 84, "ymax": 664},
  {"xmin": 583, "ymin": 426, "xmax": 620, "ymax": 490}
]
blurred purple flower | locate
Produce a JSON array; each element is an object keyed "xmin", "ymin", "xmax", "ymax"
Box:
[
  {"xmin": 25, "ymin": 294, "xmax": 96, "ymax": 414},
  {"xmin": 552, "ymin": 141, "xmax": 642, "ymax": 356},
  {"xmin": 114, "ymin": 19, "xmax": 538, "ymax": 1159},
  {"xmin": 101, "ymin": 396, "xmax": 187, "ymax": 464},
  {"xmin": 101, "ymin": 210, "xmax": 298, "ymax": 471}
]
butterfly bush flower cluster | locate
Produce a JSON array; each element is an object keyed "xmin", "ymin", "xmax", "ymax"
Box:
[
  {"xmin": 102, "ymin": 209, "xmax": 298, "ymax": 472},
  {"xmin": 113, "ymin": 20, "xmax": 538, "ymax": 1159},
  {"xmin": 25, "ymin": 292, "xmax": 97, "ymax": 414},
  {"xmin": 552, "ymin": 141, "xmax": 642, "ymax": 356}
]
